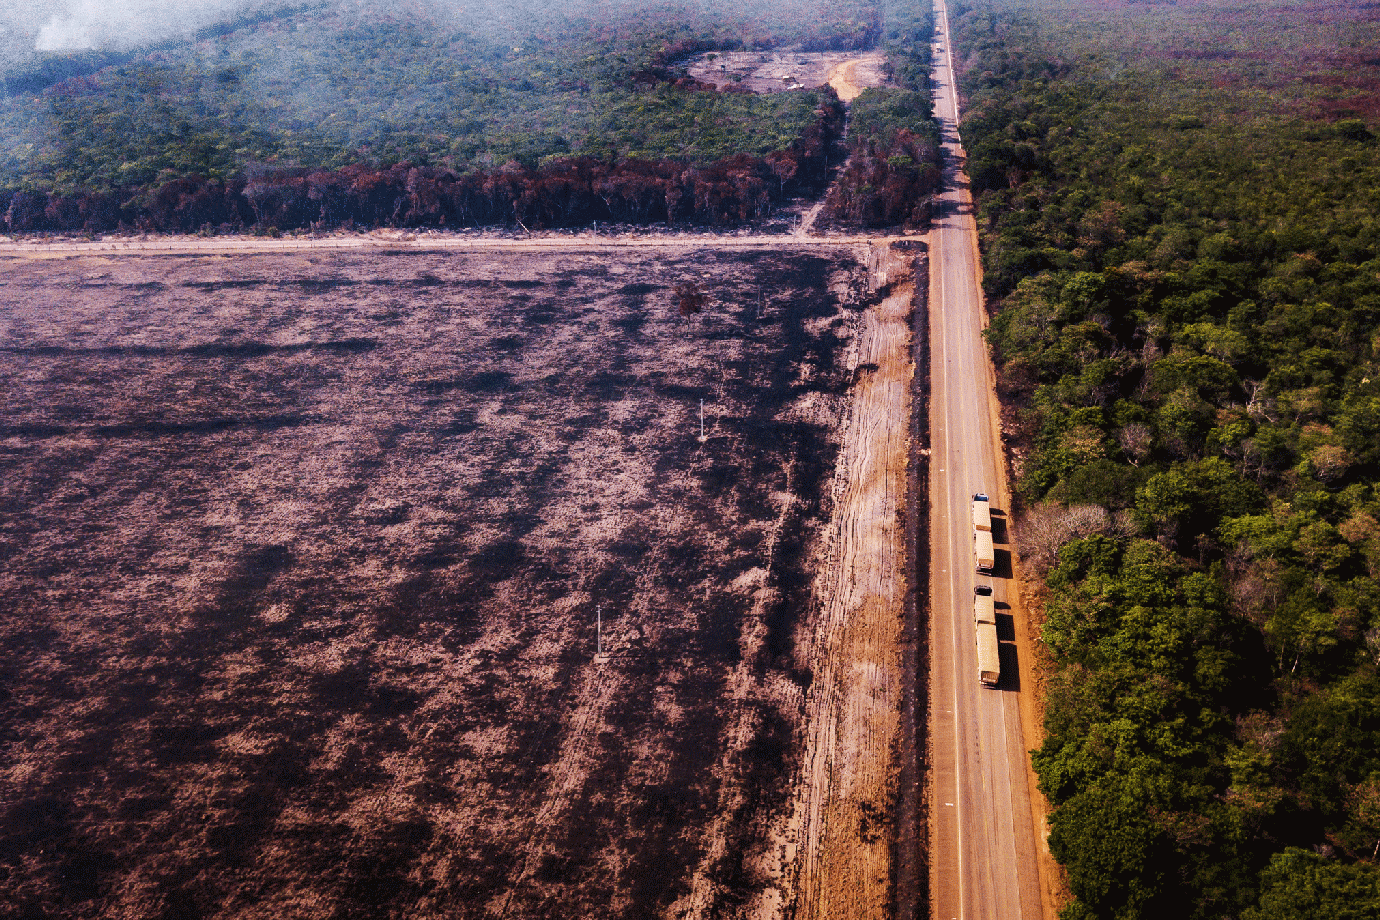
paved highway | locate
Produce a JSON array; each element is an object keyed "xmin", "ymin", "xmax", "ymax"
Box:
[{"xmin": 926, "ymin": 2, "xmax": 1049, "ymax": 919}]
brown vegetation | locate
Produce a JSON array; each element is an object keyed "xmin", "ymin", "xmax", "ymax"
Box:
[
  {"xmin": 1014, "ymin": 502, "xmax": 1133, "ymax": 575},
  {"xmin": 0, "ymin": 100, "xmax": 843, "ymax": 237}
]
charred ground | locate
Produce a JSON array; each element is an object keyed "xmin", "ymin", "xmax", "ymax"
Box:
[{"xmin": 0, "ymin": 247, "xmax": 872, "ymax": 919}]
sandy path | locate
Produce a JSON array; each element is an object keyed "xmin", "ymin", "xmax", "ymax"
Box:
[
  {"xmin": 826, "ymin": 52, "xmax": 887, "ymax": 103},
  {"xmin": 796, "ymin": 201, "xmax": 827, "ymax": 237},
  {"xmin": 0, "ymin": 232, "xmax": 895, "ymax": 259},
  {"xmin": 786, "ymin": 242, "xmax": 913, "ymax": 920}
]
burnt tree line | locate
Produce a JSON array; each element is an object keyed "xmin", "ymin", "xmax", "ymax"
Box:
[{"xmin": 2, "ymin": 97, "xmax": 844, "ymax": 235}]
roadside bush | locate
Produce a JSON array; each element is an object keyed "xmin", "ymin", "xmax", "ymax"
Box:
[
  {"xmin": 954, "ymin": 0, "xmax": 1380, "ymax": 911},
  {"xmin": 1016, "ymin": 502, "xmax": 1123, "ymax": 575}
]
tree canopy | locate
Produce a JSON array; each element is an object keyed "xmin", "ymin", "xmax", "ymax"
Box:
[{"xmin": 953, "ymin": 0, "xmax": 1380, "ymax": 914}]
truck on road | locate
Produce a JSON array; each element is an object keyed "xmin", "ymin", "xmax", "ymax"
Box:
[
  {"xmin": 973, "ymin": 585, "xmax": 999, "ymax": 686},
  {"xmin": 973, "ymin": 584, "xmax": 995, "ymax": 626},
  {"xmin": 974, "ymin": 528, "xmax": 995, "ymax": 574},
  {"xmin": 972, "ymin": 492, "xmax": 991, "ymax": 532}
]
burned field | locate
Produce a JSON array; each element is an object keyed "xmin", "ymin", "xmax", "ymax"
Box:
[{"xmin": 0, "ymin": 246, "xmax": 871, "ymax": 919}]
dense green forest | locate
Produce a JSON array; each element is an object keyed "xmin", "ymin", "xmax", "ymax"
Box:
[
  {"xmin": 953, "ymin": 0, "xmax": 1380, "ymax": 916},
  {"xmin": 0, "ymin": 0, "xmax": 941, "ymax": 232}
]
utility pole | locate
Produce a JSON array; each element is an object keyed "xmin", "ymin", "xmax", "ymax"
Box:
[
  {"xmin": 597, "ymin": 605, "xmax": 603, "ymax": 657},
  {"xmin": 699, "ymin": 399, "xmax": 707, "ymax": 442}
]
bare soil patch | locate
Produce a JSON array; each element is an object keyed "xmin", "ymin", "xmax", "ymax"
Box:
[
  {"xmin": 0, "ymin": 246, "xmax": 877, "ymax": 919},
  {"xmin": 688, "ymin": 51, "xmax": 889, "ymax": 98},
  {"xmin": 785, "ymin": 244, "xmax": 916, "ymax": 920}
]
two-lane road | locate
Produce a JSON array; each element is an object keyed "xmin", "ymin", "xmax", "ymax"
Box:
[{"xmin": 926, "ymin": 1, "xmax": 1049, "ymax": 919}]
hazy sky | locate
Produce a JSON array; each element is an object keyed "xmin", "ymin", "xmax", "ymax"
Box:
[
  {"xmin": 0, "ymin": 0, "xmax": 274, "ymax": 54},
  {"xmin": 0, "ymin": 0, "xmax": 696, "ymax": 72},
  {"xmin": 0, "ymin": 0, "xmax": 561, "ymax": 65}
]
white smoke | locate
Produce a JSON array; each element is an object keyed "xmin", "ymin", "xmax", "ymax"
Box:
[
  {"xmin": 0, "ymin": 0, "xmax": 273, "ymax": 54},
  {"xmin": 34, "ymin": 4, "xmax": 100, "ymax": 51},
  {"xmin": 4, "ymin": 1, "xmax": 611, "ymax": 54}
]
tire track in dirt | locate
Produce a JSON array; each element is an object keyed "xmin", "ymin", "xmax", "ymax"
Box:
[
  {"xmin": 668, "ymin": 471, "xmax": 800, "ymax": 920},
  {"xmin": 490, "ymin": 662, "xmax": 620, "ymax": 919},
  {"xmin": 785, "ymin": 242, "xmax": 913, "ymax": 920}
]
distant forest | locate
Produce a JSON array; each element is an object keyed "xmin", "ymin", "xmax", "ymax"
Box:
[
  {"xmin": 0, "ymin": 0, "xmax": 939, "ymax": 233},
  {"xmin": 955, "ymin": 0, "xmax": 1380, "ymax": 916}
]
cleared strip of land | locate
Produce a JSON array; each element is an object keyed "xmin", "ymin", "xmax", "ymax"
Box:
[
  {"xmin": 787, "ymin": 242, "xmax": 916, "ymax": 920},
  {"xmin": 0, "ymin": 231, "xmax": 896, "ymax": 258}
]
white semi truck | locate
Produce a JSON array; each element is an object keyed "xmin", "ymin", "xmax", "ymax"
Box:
[{"xmin": 972, "ymin": 492, "xmax": 995, "ymax": 573}]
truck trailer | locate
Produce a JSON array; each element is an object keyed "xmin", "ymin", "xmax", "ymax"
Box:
[
  {"xmin": 973, "ymin": 586, "xmax": 1000, "ymax": 686},
  {"xmin": 974, "ymin": 528, "xmax": 995, "ymax": 574},
  {"xmin": 973, "ymin": 584, "xmax": 995, "ymax": 626},
  {"xmin": 972, "ymin": 492, "xmax": 991, "ymax": 532},
  {"xmin": 975, "ymin": 620, "xmax": 1000, "ymax": 687}
]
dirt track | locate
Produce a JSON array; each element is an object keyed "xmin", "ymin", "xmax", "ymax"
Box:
[
  {"xmin": 0, "ymin": 230, "xmax": 893, "ymax": 259},
  {"xmin": 827, "ymin": 53, "xmax": 888, "ymax": 102},
  {"xmin": 786, "ymin": 243, "xmax": 914, "ymax": 920}
]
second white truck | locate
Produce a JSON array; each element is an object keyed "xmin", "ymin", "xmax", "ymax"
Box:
[
  {"xmin": 974, "ymin": 528, "xmax": 995, "ymax": 574},
  {"xmin": 972, "ymin": 492, "xmax": 991, "ymax": 532}
]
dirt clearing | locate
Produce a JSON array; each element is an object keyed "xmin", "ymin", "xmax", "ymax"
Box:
[{"xmin": 688, "ymin": 50, "xmax": 889, "ymax": 99}]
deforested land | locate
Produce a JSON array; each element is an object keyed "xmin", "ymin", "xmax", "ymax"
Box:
[
  {"xmin": 0, "ymin": 1, "xmax": 941, "ymax": 917},
  {"xmin": 0, "ymin": 245, "xmax": 883, "ymax": 918}
]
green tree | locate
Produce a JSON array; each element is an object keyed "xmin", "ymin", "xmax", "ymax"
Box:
[{"xmin": 1243, "ymin": 849, "xmax": 1380, "ymax": 920}]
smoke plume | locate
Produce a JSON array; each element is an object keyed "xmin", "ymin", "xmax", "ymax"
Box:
[{"xmin": 0, "ymin": 0, "xmax": 271, "ymax": 54}]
